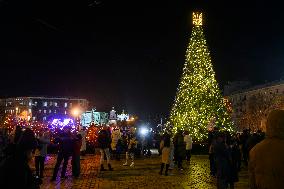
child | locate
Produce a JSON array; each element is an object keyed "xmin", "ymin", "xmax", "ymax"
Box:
[
  {"xmin": 72, "ymin": 134, "xmax": 82, "ymax": 178},
  {"xmin": 159, "ymin": 133, "xmax": 171, "ymax": 176}
]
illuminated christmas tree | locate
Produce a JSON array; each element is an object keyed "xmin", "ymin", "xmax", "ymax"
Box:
[{"xmin": 169, "ymin": 12, "xmax": 234, "ymax": 141}]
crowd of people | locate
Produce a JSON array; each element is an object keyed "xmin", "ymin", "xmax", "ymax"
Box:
[{"xmin": 1, "ymin": 109, "xmax": 284, "ymax": 189}]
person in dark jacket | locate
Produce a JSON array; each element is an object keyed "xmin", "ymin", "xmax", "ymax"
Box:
[
  {"xmin": 72, "ymin": 134, "xmax": 82, "ymax": 178},
  {"xmin": 173, "ymin": 129, "xmax": 186, "ymax": 171},
  {"xmin": 0, "ymin": 128, "xmax": 41, "ymax": 189},
  {"xmin": 51, "ymin": 129, "xmax": 74, "ymax": 181},
  {"xmin": 98, "ymin": 126, "xmax": 113, "ymax": 171},
  {"xmin": 34, "ymin": 128, "xmax": 50, "ymax": 178}
]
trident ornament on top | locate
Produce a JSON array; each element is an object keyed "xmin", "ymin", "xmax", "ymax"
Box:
[{"xmin": 193, "ymin": 12, "xmax": 202, "ymax": 26}]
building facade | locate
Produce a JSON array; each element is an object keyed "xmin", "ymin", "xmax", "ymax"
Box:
[
  {"xmin": 225, "ymin": 80, "xmax": 284, "ymax": 131},
  {"xmin": 0, "ymin": 96, "xmax": 89, "ymax": 122}
]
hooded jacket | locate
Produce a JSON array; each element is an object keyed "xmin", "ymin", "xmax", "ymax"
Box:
[{"xmin": 249, "ymin": 109, "xmax": 284, "ymax": 189}]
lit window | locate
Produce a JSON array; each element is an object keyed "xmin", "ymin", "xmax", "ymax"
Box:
[
  {"xmin": 49, "ymin": 102, "xmax": 52, "ymax": 106},
  {"xmin": 33, "ymin": 117, "xmax": 36, "ymax": 121},
  {"xmin": 35, "ymin": 102, "xmax": 38, "ymax": 106},
  {"xmin": 39, "ymin": 110, "xmax": 42, "ymax": 113},
  {"xmin": 43, "ymin": 117, "xmax": 46, "ymax": 121},
  {"xmin": 64, "ymin": 111, "xmax": 67, "ymax": 115},
  {"xmin": 54, "ymin": 110, "xmax": 57, "ymax": 113},
  {"xmin": 54, "ymin": 102, "xmax": 58, "ymax": 107},
  {"xmin": 43, "ymin": 102, "xmax": 47, "ymax": 107},
  {"xmin": 49, "ymin": 110, "xmax": 51, "ymax": 113},
  {"xmin": 44, "ymin": 110, "xmax": 47, "ymax": 114},
  {"xmin": 29, "ymin": 102, "xmax": 32, "ymax": 106},
  {"xmin": 64, "ymin": 102, "xmax": 68, "ymax": 108},
  {"xmin": 5, "ymin": 110, "xmax": 6, "ymax": 113},
  {"xmin": 28, "ymin": 109, "xmax": 31, "ymax": 113}
]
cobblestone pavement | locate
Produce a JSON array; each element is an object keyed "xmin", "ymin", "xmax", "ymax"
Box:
[{"xmin": 34, "ymin": 154, "xmax": 249, "ymax": 189}]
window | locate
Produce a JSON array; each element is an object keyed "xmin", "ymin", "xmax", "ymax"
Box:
[
  {"xmin": 43, "ymin": 102, "xmax": 47, "ymax": 107},
  {"xmin": 44, "ymin": 110, "xmax": 47, "ymax": 114},
  {"xmin": 64, "ymin": 110, "xmax": 67, "ymax": 115},
  {"xmin": 54, "ymin": 102, "xmax": 58, "ymax": 107},
  {"xmin": 33, "ymin": 117, "xmax": 36, "ymax": 121},
  {"xmin": 39, "ymin": 109, "xmax": 42, "ymax": 113},
  {"xmin": 43, "ymin": 117, "xmax": 46, "ymax": 121},
  {"xmin": 49, "ymin": 102, "xmax": 52, "ymax": 106},
  {"xmin": 35, "ymin": 102, "xmax": 38, "ymax": 106},
  {"xmin": 54, "ymin": 110, "xmax": 57, "ymax": 113},
  {"xmin": 49, "ymin": 110, "xmax": 51, "ymax": 113},
  {"xmin": 28, "ymin": 109, "xmax": 31, "ymax": 114},
  {"xmin": 64, "ymin": 102, "xmax": 68, "ymax": 108},
  {"xmin": 29, "ymin": 102, "xmax": 32, "ymax": 106}
]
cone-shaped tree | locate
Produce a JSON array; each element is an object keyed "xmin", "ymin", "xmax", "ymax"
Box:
[{"xmin": 168, "ymin": 12, "xmax": 234, "ymax": 142}]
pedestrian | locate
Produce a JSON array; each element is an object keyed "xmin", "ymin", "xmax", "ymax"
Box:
[
  {"xmin": 159, "ymin": 133, "xmax": 171, "ymax": 176},
  {"xmin": 72, "ymin": 134, "xmax": 82, "ymax": 178},
  {"xmin": 173, "ymin": 129, "xmax": 186, "ymax": 171},
  {"xmin": 168, "ymin": 136, "xmax": 175, "ymax": 172},
  {"xmin": 51, "ymin": 128, "xmax": 74, "ymax": 181},
  {"xmin": 249, "ymin": 110, "xmax": 284, "ymax": 189},
  {"xmin": 0, "ymin": 128, "xmax": 42, "ymax": 189},
  {"xmin": 209, "ymin": 137, "xmax": 217, "ymax": 176},
  {"xmin": 123, "ymin": 127, "xmax": 138, "ymax": 167},
  {"xmin": 78, "ymin": 126, "xmax": 87, "ymax": 157},
  {"xmin": 98, "ymin": 126, "xmax": 113, "ymax": 171},
  {"xmin": 34, "ymin": 128, "xmax": 50, "ymax": 178},
  {"xmin": 111, "ymin": 128, "xmax": 122, "ymax": 160},
  {"xmin": 214, "ymin": 132, "xmax": 231, "ymax": 189},
  {"xmin": 183, "ymin": 130, "xmax": 193, "ymax": 163}
]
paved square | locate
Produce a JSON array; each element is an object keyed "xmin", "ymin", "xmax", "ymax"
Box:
[{"xmin": 34, "ymin": 154, "xmax": 249, "ymax": 189}]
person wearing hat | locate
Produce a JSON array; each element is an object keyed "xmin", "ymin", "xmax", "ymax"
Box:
[{"xmin": 249, "ymin": 109, "xmax": 284, "ymax": 189}]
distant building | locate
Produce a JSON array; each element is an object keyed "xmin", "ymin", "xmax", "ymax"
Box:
[
  {"xmin": 225, "ymin": 80, "xmax": 284, "ymax": 131},
  {"xmin": 81, "ymin": 109, "xmax": 109, "ymax": 127},
  {"xmin": 0, "ymin": 96, "xmax": 89, "ymax": 122}
]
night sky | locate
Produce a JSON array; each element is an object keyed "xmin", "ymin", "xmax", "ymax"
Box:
[{"xmin": 0, "ymin": 0, "xmax": 284, "ymax": 119}]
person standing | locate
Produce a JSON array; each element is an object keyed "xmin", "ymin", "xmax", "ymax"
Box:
[
  {"xmin": 72, "ymin": 134, "xmax": 82, "ymax": 178},
  {"xmin": 98, "ymin": 126, "xmax": 113, "ymax": 171},
  {"xmin": 249, "ymin": 110, "xmax": 284, "ymax": 189},
  {"xmin": 78, "ymin": 126, "xmax": 87, "ymax": 157},
  {"xmin": 0, "ymin": 128, "xmax": 42, "ymax": 189},
  {"xmin": 159, "ymin": 133, "xmax": 171, "ymax": 176},
  {"xmin": 34, "ymin": 128, "xmax": 50, "ymax": 178},
  {"xmin": 184, "ymin": 131, "xmax": 193, "ymax": 163},
  {"xmin": 111, "ymin": 128, "xmax": 122, "ymax": 160},
  {"xmin": 123, "ymin": 127, "xmax": 138, "ymax": 167},
  {"xmin": 51, "ymin": 128, "xmax": 74, "ymax": 181},
  {"xmin": 173, "ymin": 129, "xmax": 186, "ymax": 171},
  {"xmin": 214, "ymin": 132, "xmax": 231, "ymax": 189}
]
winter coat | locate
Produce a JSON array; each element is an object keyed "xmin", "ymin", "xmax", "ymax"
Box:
[
  {"xmin": 174, "ymin": 133, "xmax": 186, "ymax": 159},
  {"xmin": 78, "ymin": 130, "xmax": 87, "ymax": 151},
  {"xmin": 98, "ymin": 130, "xmax": 111, "ymax": 149},
  {"xmin": 111, "ymin": 130, "xmax": 121, "ymax": 150},
  {"xmin": 184, "ymin": 135, "xmax": 193, "ymax": 150},
  {"xmin": 160, "ymin": 140, "xmax": 170, "ymax": 164},
  {"xmin": 249, "ymin": 110, "xmax": 284, "ymax": 189}
]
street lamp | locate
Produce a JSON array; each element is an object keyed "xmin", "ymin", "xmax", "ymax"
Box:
[{"xmin": 72, "ymin": 108, "xmax": 81, "ymax": 131}]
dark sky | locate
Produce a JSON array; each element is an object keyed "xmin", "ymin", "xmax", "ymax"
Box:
[{"xmin": 0, "ymin": 0, "xmax": 284, "ymax": 119}]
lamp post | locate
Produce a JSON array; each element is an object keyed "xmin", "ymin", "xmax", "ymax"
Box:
[{"xmin": 72, "ymin": 108, "xmax": 81, "ymax": 131}]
